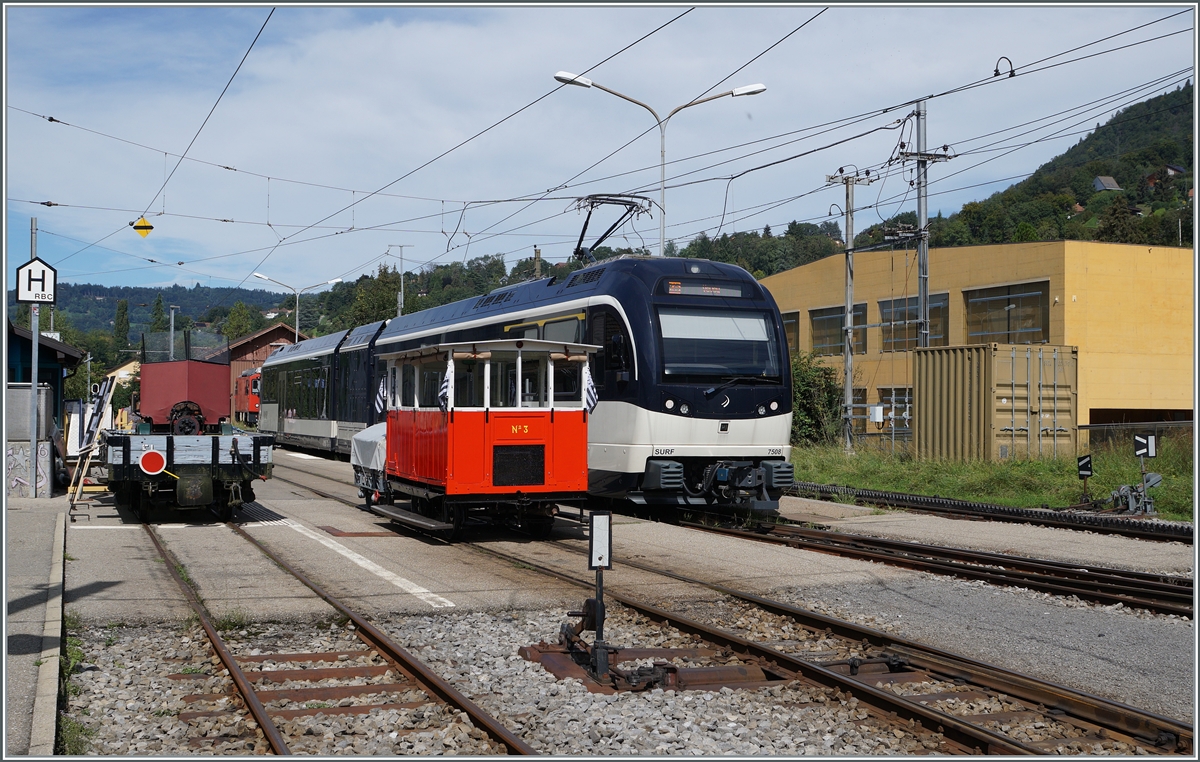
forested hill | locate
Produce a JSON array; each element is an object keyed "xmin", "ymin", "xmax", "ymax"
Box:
[
  {"xmin": 856, "ymin": 82, "xmax": 1193, "ymax": 249},
  {"xmin": 5, "ymin": 282, "xmax": 281, "ymax": 335},
  {"xmin": 675, "ymin": 82, "xmax": 1193, "ymax": 272}
]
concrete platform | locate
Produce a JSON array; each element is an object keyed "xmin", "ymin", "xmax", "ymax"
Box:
[{"xmin": 5, "ymin": 493, "xmax": 69, "ymax": 757}]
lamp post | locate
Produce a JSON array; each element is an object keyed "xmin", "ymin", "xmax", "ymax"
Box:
[
  {"xmin": 253, "ymin": 273, "xmax": 342, "ymax": 343},
  {"xmin": 554, "ymin": 72, "xmax": 765, "ymax": 256}
]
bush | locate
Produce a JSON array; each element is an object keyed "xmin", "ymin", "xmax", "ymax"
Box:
[{"xmin": 790, "ymin": 350, "xmax": 842, "ymax": 446}]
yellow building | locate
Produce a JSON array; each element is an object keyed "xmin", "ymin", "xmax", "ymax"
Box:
[{"xmin": 760, "ymin": 241, "xmax": 1194, "ymax": 431}]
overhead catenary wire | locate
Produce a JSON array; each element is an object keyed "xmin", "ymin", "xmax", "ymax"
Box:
[{"xmin": 16, "ymin": 11, "xmax": 1190, "ymax": 289}]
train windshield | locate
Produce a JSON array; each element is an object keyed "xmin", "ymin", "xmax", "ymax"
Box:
[{"xmin": 657, "ymin": 307, "xmax": 781, "ymax": 383}]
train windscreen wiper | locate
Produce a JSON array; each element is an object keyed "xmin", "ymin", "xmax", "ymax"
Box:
[{"xmin": 703, "ymin": 375, "xmax": 778, "ymax": 399}]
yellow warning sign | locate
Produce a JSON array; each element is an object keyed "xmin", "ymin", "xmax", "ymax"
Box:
[{"xmin": 132, "ymin": 217, "xmax": 154, "ymax": 238}]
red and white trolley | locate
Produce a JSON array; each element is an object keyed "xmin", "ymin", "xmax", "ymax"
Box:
[{"xmin": 353, "ymin": 338, "xmax": 598, "ymax": 540}]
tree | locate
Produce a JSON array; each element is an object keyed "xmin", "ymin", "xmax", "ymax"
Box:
[
  {"xmin": 349, "ymin": 264, "xmax": 402, "ymax": 326},
  {"xmin": 222, "ymin": 301, "xmax": 259, "ymax": 340},
  {"xmin": 113, "ymin": 299, "xmax": 130, "ymax": 347},
  {"xmin": 1095, "ymin": 199, "xmax": 1143, "ymax": 243},
  {"xmin": 148, "ymin": 294, "xmax": 169, "ymax": 332}
]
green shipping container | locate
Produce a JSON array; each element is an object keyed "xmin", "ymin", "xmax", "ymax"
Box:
[{"xmin": 913, "ymin": 344, "xmax": 1078, "ymax": 461}]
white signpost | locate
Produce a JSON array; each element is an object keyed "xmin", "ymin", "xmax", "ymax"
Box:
[{"xmin": 16, "ymin": 219, "xmax": 56, "ymax": 498}]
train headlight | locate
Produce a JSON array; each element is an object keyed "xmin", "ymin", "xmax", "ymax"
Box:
[
  {"xmin": 664, "ymin": 399, "xmax": 675, "ymax": 410},
  {"xmin": 679, "ymin": 402, "xmax": 690, "ymax": 415},
  {"xmin": 770, "ymin": 400, "xmax": 779, "ymax": 411},
  {"xmin": 757, "ymin": 405, "xmax": 767, "ymax": 416}
]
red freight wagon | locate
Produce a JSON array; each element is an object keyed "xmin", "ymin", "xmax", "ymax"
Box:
[{"xmin": 366, "ymin": 339, "xmax": 598, "ymax": 540}]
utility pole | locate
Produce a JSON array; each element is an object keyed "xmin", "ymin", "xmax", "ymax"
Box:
[
  {"xmin": 29, "ymin": 218, "xmax": 39, "ymax": 498},
  {"xmin": 826, "ymin": 171, "xmax": 875, "ymax": 453},
  {"xmin": 388, "ymin": 245, "xmax": 410, "ymax": 317},
  {"xmin": 899, "ymin": 101, "xmax": 950, "ymax": 347}
]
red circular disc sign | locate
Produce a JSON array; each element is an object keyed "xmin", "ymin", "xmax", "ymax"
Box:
[{"xmin": 139, "ymin": 449, "xmax": 166, "ymax": 476}]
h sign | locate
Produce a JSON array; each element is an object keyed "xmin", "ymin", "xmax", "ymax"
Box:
[
  {"xmin": 1133, "ymin": 434, "xmax": 1157, "ymax": 458},
  {"xmin": 16, "ymin": 258, "xmax": 57, "ymax": 304}
]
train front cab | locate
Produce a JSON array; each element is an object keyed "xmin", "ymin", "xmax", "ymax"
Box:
[{"xmin": 377, "ymin": 339, "xmax": 598, "ymax": 539}]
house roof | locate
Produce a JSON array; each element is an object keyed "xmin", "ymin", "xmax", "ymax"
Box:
[
  {"xmin": 105, "ymin": 358, "xmax": 140, "ymax": 377},
  {"xmin": 1094, "ymin": 176, "xmax": 1122, "ymax": 191},
  {"xmin": 8, "ymin": 319, "xmax": 86, "ymax": 365},
  {"xmin": 227, "ymin": 321, "xmax": 307, "ymax": 351}
]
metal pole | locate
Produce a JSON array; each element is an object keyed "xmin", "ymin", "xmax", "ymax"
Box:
[
  {"xmin": 388, "ymin": 245, "xmax": 410, "ymax": 316},
  {"xmin": 659, "ymin": 121, "xmax": 667, "ymax": 256},
  {"xmin": 293, "ymin": 287, "xmax": 300, "ymax": 343},
  {"xmin": 916, "ymin": 100, "xmax": 930, "ymax": 348},
  {"xmin": 30, "ymin": 218, "xmax": 39, "ymax": 498},
  {"xmin": 843, "ymin": 182, "xmax": 855, "ymax": 453},
  {"xmin": 169, "ymin": 307, "xmax": 176, "ymax": 361}
]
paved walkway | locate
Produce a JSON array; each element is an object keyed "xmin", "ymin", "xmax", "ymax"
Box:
[{"xmin": 6, "ymin": 494, "xmax": 69, "ymax": 757}]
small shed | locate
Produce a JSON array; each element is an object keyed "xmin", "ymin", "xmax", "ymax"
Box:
[
  {"xmin": 1093, "ymin": 176, "xmax": 1122, "ymax": 192},
  {"xmin": 7, "ymin": 319, "xmax": 85, "ymax": 430},
  {"xmin": 227, "ymin": 322, "xmax": 306, "ymax": 407}
]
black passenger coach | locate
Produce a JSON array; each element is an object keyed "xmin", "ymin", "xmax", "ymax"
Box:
[{"xmin": 261, "ymin": 256, "xmax": 795, "ymax": 516}]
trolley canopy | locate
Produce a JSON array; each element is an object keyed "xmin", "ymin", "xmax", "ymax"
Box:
[
  {"xmin": 378, "ymin": 339, "xmax": 599, "ymax": 363},
  {"xmin": 379, "ymin": 339, "xmax": 601, "ymax": 412}
]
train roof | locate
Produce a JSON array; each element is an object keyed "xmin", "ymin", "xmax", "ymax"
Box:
[
  {"xmin": 375, "ymin": 256, "xmax": 760, "ymax": 348},
  {"xmin": 262, "ymin": 329, "xmax": 348, "ymax": 366},
  {"xmin": 339, "ymin": 319, "xmax": 388, "ymax": 352},
  {"xmin": 378, "ymin": 338, "xmax": 600, "ymax": 362}
]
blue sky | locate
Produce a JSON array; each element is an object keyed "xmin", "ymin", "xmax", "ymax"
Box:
[{"xmin": 4, "ymin": 5, "xmax": 1195, "ymax": 303}]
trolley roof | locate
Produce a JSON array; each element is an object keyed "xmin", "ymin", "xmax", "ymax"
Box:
[{"xmin": 378, "ymin": 338, "xmax": 599, "ymax": 362}]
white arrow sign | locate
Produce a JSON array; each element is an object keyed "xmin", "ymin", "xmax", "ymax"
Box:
[{"xmin": 16, "ymin": 258, "xmax": 57, "ymax": 304}]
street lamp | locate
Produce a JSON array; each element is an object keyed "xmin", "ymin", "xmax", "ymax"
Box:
[
  {"xmin": 553, "ymin": 72, "xmax": 765, "ymax": 256},
  {"xmin": 253, "ymin": 273, "xmax": 342, "ymax": 343}
]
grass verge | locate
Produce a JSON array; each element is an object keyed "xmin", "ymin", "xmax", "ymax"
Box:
[{"xmin": 791, "ymin": 429, "xmax": 1193, "ymax": 522}]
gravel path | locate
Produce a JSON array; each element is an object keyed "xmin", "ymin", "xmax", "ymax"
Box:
[{"xmin": 769, "ymin": 573, "xmax": 1194, "ymax": 723}]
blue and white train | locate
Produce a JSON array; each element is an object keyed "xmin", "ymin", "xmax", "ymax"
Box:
[{"xmin": 260, "ymin": 255, "xmax": 794, "ymax": 516}]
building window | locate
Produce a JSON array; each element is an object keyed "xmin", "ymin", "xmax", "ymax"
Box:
[
  {"xmin": 781, "ymin": 311, "xmax": 800, "ymax": 354},
  {"xmin": 965, "ymin": 281, "xmax": 1050, "ymax": 344},
  {"xmin": 810, "ymin": 304, "xmax": 866, "ymax": 356},
  {"xmin": 878, "ymin": 294, "xmax": 949, "ymax": 351},
  {"xmin": 876, "ymin": 387, "xmax": 912, "ymax": 431}
]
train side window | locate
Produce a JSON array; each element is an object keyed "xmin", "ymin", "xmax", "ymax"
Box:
[
  {"xmin": 489, "ymin": 352, "xmax": 518, "ymax": 407},
  {"xmin": 401, "ymin": 364, "xmax": 416, "ymax": 407},
  {"xmin": 543, "ymin": 317, "xmax": 580, "ymax": 343},
  {"xmin": 554, "ymin": 363, "xmax": 582, "ymax": 402},
  {"xmin": 521, "ymin": 357, "xmax": 547, "ymax": 407},
  {"xmin": 418, "ymin": 361, "xmax": 447, "ymax": 409},
  {"xmin": 454, "ymin": 359, "xmax": 486, "ymax": 407}
]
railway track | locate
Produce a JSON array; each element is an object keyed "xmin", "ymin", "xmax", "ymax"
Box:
[
  {"xmin": 269, "ymin": 464, "xmax": 1192, "ymax": 754},
  {"xmin": 790, "ymin": 482, "xmax": 1193, "ymax": 544},
  {"xmin": 140, "ymin": 521, "xmax": 534, "ymax": 755},
  {"xmin": 680, "ymin": 522, "xmax": 1194, "ymax": 618},
  {"xmin": 475, "ymin": 537, "xmax": 1193, "ymax": 756}
]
